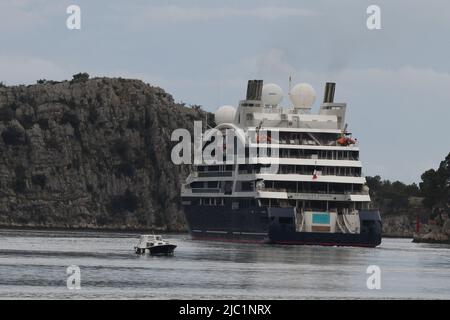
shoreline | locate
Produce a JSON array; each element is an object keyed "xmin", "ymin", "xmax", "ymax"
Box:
[
  {"xmin": 0, "ymin": 225, "xmax": 188, "ymax": 235},
  {"xmin": 0, "ymin": 225, "xmax": 415, "ymax": 240},
  {"xmin": 412, "ymin": 237, "xmax": 450, "ymax": 245},
  {"xmin": 381, "ymin": 235, "xmax": 413, "ymax": 240}
]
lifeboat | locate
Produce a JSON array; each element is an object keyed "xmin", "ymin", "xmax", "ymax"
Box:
[
  {"xmin": 337, "ymin": 137, "xmax": 356, "ymax": 146},
  {"xmin": 256, "ymin": 134, "xmax": 271, "ymax": 143}
]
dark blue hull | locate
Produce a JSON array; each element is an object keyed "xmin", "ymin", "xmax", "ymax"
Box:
[
  {"xmin": 183, "ymin": 205, "xmax": 271, "ymax": 243},
  {"xmin": 267, "ymin": 208, "xmax": 382, "ymax": 248},
  {"xmin": 183, "ymin": 205, "xmax": 382, "ymax": 247},
  {"xmin": 268, "ymin": 228, "xmax": 381, "ymax": 247}
]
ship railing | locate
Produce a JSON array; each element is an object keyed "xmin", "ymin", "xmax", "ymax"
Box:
[
  {"xmin": 191, "ymin": 188, "xmax": 221, "ymax": 194},
  {"xmin": 238, "ymin": 170, "xmax": 256, "ymax": 174},
  {"xmin": 258, "ymin": 189, "xmax": 368, "ymax": 195},
  {"xmin": 344, "ymin": 191, "xmax": 369, "ymax": 195},
  {"xmin": 197, "ymin": 171, "xmax": 233, "ymax": 177},
  {"xmin": 278, "ymin": 171, "xmax": 361, "ymax": 177},
  {"xmin": 280, "ymin": 154, "xmax": 359, "ymax": 161},
  {"xmin": 257, "ymin": 187, "xmax": 287, "ymax": 192}
]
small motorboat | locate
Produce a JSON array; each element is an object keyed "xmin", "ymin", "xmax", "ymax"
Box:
[{"xmin": 134, "ymin": 235, "xmax": 177, "ymax": 256}]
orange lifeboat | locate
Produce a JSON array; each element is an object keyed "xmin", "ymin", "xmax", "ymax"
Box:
[
  {"xmin": 337, "ymin": 137, "xmax": 356, "ymax": 146},
  {"xmin": 256, "ymin": 134, "xmax": 271, "ymax": 143}
]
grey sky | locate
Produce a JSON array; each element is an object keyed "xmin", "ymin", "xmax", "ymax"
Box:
[{"xmin": 1, "ymin": 0, "xmax": 449, "ymax": 183}]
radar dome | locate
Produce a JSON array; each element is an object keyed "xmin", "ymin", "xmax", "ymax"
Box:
[
  {"xmin": 262, "ymin": 83, "xmax": 283, "ymax": 106},
  {"xmin": 289, "ymin": 83, "xmax": 316, "ymax": 108},
  {"xmin": 215, "ymin": 105, "xmax": 236, "ymax": 125}
]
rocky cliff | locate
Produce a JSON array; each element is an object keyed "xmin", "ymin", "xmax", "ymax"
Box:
[
  {"xmin": 0, "ymin": 77, "xmax": 209, "ymax": 231},
  {"xmin": 381, "ymin": 214, "xmax": 416, "ymax": 238},
  {"xmin": 413, "ymin": 217, "xmax": 450, "ymax": 244}
]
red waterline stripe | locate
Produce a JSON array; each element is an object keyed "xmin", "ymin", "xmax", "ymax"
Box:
[
  {"xmin": 192, "ymin": 236, "xmax": 377, "ymax": 247},
  {"xmin": 191, "ymin": 235, "xmax": 266, "ymax": 244},
  {"xmin": 274, "ymin": 240, "xmax": 376, "ymax": 247}
]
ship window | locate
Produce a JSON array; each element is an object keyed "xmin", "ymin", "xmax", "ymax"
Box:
[
  {"xmin": 224, "ymin": 181, "xmax": 233, "ymax": 194},
  {"xmin": 241, "ymin": 181, "xmax": 253, "ymax": 191},
  {"xmin": 207, "ymin": 181, "xmax": 218, "ymax": 188},
  {"xmin": 240, "ymin": 199, "xmax": 249, "ymax": 208},
  {"xmin": 190, "ymin": 182, "xmax": 203, "ymax": 188},
  {"xmin": 278, "ymin": 217, "xmax": 293, "ymax": 224},
  {"xmin": 260, "ymin": 216, "xmax": 269, "ymax": 223}
]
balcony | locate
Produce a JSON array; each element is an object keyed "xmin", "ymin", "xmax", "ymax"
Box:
[
  {"xmin": 191, "ymin": 188, "xmax": 221, "ymax": 194},
  {"xmin": 197, "ymin": 171, "xmax": 233, "ymax": 178}
]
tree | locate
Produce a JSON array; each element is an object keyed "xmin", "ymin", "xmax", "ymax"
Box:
[
  {"xmin": 366, "ymin": 175, "xmax": 382, "ymax": 195},
  {"xmin": 71, "ymin": 73, "xmax": 90, "ymax": 83},
  {"xmin": 37, "ymin": 79, "xmax": 58, "ymax": 85},
  {"xmin": 365, "ymin": 175, "xmax": 420, "ymax": 215},
  {"xmin": 420, "ymin": 152, "xmax": 450, "ymax": 209}
]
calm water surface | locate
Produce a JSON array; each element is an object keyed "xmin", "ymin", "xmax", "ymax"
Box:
[{"xmin": 0, "ymin": 229, "xmax": 449, "ymax": 299}]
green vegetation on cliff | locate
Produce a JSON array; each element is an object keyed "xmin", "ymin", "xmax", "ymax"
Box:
[
  {"xmin": 367, "ymin": 153, "xmax": 449, "ymax": 238},
  {"xmin": 367, "ymin": 152, "xmax": 449, "ymax": 217},
  {"xmin": 420, "ymin": 152, "xmax": 450, "ymax": 212}
]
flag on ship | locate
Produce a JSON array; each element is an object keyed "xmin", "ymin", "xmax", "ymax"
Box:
[{"xmin": 312, "ymin": 160, "xmax": 318, "ymax": 180}]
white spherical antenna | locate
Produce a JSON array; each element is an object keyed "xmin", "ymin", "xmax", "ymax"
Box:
[
  {"xmin": 289, "ymin": 83, "xmax": 316, "ymax": 108},
  {"xmin": 215, "ymin": 105, "xmax": 236, "ymax": 125},
  {"xmin": 262, "ymin": 83, "xmax": 283, "ymax": 106}
]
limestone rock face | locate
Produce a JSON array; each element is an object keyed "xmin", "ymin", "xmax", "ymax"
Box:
[
  {"xmin": 443, "ymin": 219, "xmax": 450, "ymax": 236},
  {"xmin": 413, "ymin": 219, "xmax": 450, "ymax": 244},
  {"xmin": 381, "ymin": 214, "xmax": 415, "ymax": 237},
  {"xmin": 0, "ymin": 78, "xmax": 208, "ymax": 231}
]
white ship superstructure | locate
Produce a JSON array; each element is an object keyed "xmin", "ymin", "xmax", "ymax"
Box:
[{"xmin": 181, "ymin": 80, "xmax": 381, "ymax": 246}]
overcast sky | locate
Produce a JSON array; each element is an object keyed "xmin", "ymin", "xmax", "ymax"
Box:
[{"xmin": 1, "ymin": 0, "xmax": 449, "ymax": 183}]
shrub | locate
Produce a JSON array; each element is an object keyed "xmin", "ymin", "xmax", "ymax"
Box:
[
  {"xmin": 37, "ymin": 79, "xmax": 58, "ymax": 85},
  {"xmin": 19, "ymin": 114, "xmax": 34, "ymax": 129},
  {"xmin": 115, "ymin": 162, "xmax": 136, "ymax": 177},
  {"xmin": 110, "ymin": 189, "xmax": 139, "ymax": 214},
  {"xmin": 71, "ymin": 73, "xmax": 90, "ymax": 83},
  {"xmin": 1, "ymin": 127, "xmax": 25, "ymax": 145},
  {"xmin": 111, "ymin": 139, "xmax": 130, "ymax": 159},
  {"xmin": 37, "ymin": 118, "xmax": 49, "ymax": 130},
  {"xmin": 14, "ymin": 179, "xmax": 26, "ymax": 193},
  {"xmin": 88, "ymin": 108, "xmax": 99, "ymax": 124},
  {"xmin": 31, "ymin": 174, "xmax": 47, "ymax": 188},
  {"xmin": 127, "ymin": 118, "xmax": 141, "ymax": 130},
  {"xmin": 13, "ymin": 166, "xmax": 26, "ymax": 193},
  {"xmin": 61, "ymin": 111, "xmax": 80, "ymax": 127},
  {"xmin": 96, "ymin": 214, "xmax": 110, "ymax": 226},
  {"xmin": 46, "ymin": 136, "xmax": 60, "ymax": 150},
  {"xmin": 0, "ymin": 106, "xmax": 14, "ymax": 122}
]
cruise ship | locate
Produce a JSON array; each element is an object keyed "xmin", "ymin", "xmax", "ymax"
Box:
[{"xmin": 180, "ymin": 80, "xmax": 382, "ymax": 247}]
